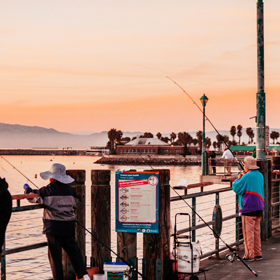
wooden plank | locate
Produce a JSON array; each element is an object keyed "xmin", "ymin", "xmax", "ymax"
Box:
[
  {"xmin": 4, "ymin": 242, "xmax": 48, "ymax": 255},
  {"xmin": 12, "ymin": 194, "xmax": 38, "ymax": 200}
]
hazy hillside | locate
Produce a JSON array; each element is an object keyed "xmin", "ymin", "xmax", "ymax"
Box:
[{"xmin": 0, "ymin": 123, "xmax": 279, "ymax": 149}]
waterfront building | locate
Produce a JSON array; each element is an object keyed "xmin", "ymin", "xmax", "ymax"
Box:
[{"xmin": 116, "ymin": 137, "xmax": 199, "ymax": 155}]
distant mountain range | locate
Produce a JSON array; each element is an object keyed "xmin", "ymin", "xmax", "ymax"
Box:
[{"xmin": 0, "ymin": 123, "xmax": 279, "ymax": 149}]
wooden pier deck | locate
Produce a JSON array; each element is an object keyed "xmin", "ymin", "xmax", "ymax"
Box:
[{"xmin": 198, "ymin": 230, "xmax": 280, "ymax": 279}]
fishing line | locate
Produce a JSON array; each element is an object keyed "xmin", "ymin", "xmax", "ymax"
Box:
[
  {"xmin": 0, "ymin": 156, "xmax": 40, "ymax": 189},
  {"xmin": 166, "ymin": 76, "xmax": 244, "ymax": 171},
  {"xmin": 75, "ymin": 220, "xmax": 150, "ymax": 280}
]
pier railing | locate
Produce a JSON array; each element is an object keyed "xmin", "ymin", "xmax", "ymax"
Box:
[{"xmin": 1, "ymin": 169, "xmax": 241, "ymax": 280}]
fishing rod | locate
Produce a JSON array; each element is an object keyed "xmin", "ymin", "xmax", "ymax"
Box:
[
  {"xmin": 166, "ymin": 76, "xmax": 244, "ymax": 171},
  {"xmin": 134, "ymin": 156, "xmax": 258, "ymax": 277},
  {"xmin": 0, "ymin": 156, "xmax": 40, "ymax": 189}
]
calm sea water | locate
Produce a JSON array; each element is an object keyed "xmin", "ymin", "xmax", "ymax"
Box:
[{"xmin": 2, "ymin": 155, "xmax": 235, "ymax": 279}]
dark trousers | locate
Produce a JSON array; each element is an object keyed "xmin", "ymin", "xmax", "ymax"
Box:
[{"xmin": 46, "ymin": 235, "xmax": 87, "ymax": 280}]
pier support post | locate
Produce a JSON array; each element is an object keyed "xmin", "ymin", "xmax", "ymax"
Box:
[
  {"xmin": 143, "ymin": 169, "xmax": 171, "ymax": 280},
  {"xmin": 117, "ymin": 233, "xmax": 137, "ymax": 279},
  {"xmin": 91, "ymin": 170, "xmax": 111, "ymax": 273},
  {"xmin": 63, "ymin": 170, "xmax": 86, "ymax": 280}
]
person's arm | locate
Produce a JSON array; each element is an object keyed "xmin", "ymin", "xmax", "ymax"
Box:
[
  {"xmin": 232, "ymin": 174, "xmax": 246, "ymax": 194},
  {"xmin": 24, "ymin": 184, "xmax": 44, "ymax": 204}
]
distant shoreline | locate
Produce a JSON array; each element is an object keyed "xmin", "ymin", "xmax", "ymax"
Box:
[{"xmin": 0, "ymin": 149, "xmax": 86, "ymax": 156}]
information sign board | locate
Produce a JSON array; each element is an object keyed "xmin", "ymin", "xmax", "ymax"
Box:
[{"xmin": 115, "ymin": 171, "xmax": 159, "ymax": 233}]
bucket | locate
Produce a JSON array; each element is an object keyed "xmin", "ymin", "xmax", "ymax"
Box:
[
  {"xmin": 93, "ymin": 275, "xmax": 106, "ymax": 280},
  {"xmin": 76, "ymin": 267, "xmax": 99, "ymax": 280},
  {"xmin": 103, "ymin": 262, "xmax": 129, "ymax": 280},
  {"xmin": 177, "ymin": 242, "xmax": 201, "ymax": 273}
]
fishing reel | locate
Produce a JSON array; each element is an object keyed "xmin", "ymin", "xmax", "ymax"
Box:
[
  {"xmin": 226, "ymin": 254, "xmax": 235, "ymax": 263},
  {"xmin": 124, "ymin": 267, "xmax": 133, "ymax": 278}
]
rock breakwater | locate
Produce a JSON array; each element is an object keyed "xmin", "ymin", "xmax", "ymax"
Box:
[{"xmin": 95, "ymin": 156, "xmax": 201, "ymax": 166}]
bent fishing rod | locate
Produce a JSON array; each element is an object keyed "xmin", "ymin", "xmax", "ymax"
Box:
[
  {"xmin": 137, "ymin": 154, "xmax": 258, "ymax": 277},
  {"xmin": 1, "ymin": 156, "xmax": 40, "ymax": 189},
  {"xmin": 0, "ymin": 156, "xmax": 150, "ymax": 280},
  {"xmin": 166, "ymin": 76, "xmax": 244, "ymax": 171}
]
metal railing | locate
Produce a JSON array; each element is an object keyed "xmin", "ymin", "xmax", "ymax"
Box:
[
  {"xmin": 171, "ymin": 181, "xmax": 242, "ymax": 259},
  {"xmin": 207, "ymin": 158, "xmax": 242, "ymax": 175},
  {"xmin": 271, "ymin": 171, "xmax": 280, "ymax": 231}
]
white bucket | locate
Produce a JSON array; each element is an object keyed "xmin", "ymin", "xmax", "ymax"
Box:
[
  {"xmin": 93, "ymin": 275, "xmax": 106, "ymax": 280},
  {"xmin": 177, "ymin": 242, "xmax": 201, "ymax": 273},
  {"xmin": 103, "ymin": 262, "xmax": 129, "ymax": 280}
]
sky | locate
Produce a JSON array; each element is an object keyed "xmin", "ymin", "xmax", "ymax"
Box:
[{"xmin": 1, "ymin": 0, "xmax": 280, "ymax": 134}]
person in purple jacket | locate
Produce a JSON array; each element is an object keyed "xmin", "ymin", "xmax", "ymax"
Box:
[
  {"xmin": 24, "ymin": 163, "xmax": 90, "ymax": 280},
  {"xmin": 233, "ymin": 156, "xmax": 264, "ymax": 262}
]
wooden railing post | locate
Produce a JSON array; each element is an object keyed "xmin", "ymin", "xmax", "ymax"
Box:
[
  {"xmin": 117, "ymin": 232, "xmax": 137, "ymax": 279},
  {"xmin": 143, "ymin": 169, "xmax": 171, "ymax": 280},
  {"xmin": 91, "ymin": 170, "xmax": 111, "ymax": 273},
  {"xmin": 62, "ymin": 170, "xmax": 86, "ymax": 280}
]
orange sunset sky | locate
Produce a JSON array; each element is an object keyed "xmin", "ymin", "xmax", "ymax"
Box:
[{"xmin": 1, "ymin": 0, "xmax": 280, "ymax": 134}]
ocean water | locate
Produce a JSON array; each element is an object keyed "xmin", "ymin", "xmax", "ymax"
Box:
[{"xmin": 1, "ymin": 155, "xmax": 235, "ymax": 279}]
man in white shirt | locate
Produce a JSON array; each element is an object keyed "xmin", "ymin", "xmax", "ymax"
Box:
[{"xmin": 221, "ymin": 148, "xmax": 234, "ymax": 174}]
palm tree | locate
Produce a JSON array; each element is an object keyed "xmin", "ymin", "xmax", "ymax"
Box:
[
  {"xmin": 246, "ymin": 127, "xmax": 254, "ymax": 144},
  {"xmin": 270, "ymin": 131, "xmax": 280, "ymax": 144},
  {"xmin": 108, "ymin": 128, "xmax": 118, "ymax": 154},
  {"xmin": 143, "ymin": 132, "xmax": 153, "ymax": 138},
  {"xmin": 161, "ymin": 137, "xmax": 170, "ymax": 143},
  {"xmin": 216, "ymin": 135, "xmax": 224, "ymax": 150},
  {"xmin": 156, "ymin": 132, "xmax": 162, "ymax": 139},
  {"xmin": 230, "ymin": 126, "xmax": 236, "ymax": 141},
  {"xmin": 196, "ymin": 130, "xmax": 202, "ymax": 151},
  {"xmin": 237, "ymin": 125, "xmax": 242, "ymax": 145},
  {"xmin": 178, "ymin": 132, "xmax": 193, "ymax": 156},
  {"xmin": 170, "ymin": 132, "xmax": 176, "ymax": 144}
]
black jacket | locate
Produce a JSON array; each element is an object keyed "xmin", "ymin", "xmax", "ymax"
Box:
[
  {"xmin": 26, "ymin": 180, "xmax": 79, "ymax": 236},
  {"xmin": 0, "ymin": 178, "xmax": 12, "ymax": 248}
]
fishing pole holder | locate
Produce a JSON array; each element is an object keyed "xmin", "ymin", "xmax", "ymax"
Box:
[{"xmin": 172, "ymin": 213, "xmax": 204, "ymax": 280}]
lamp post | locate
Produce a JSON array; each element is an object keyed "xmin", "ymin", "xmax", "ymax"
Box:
[{"xmin": 200, "ymin": 94, "xmax": 208, "ymax": 175}]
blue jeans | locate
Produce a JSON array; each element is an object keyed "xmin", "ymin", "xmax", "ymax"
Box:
[{"xmin": 46, "ymin": 235, "xmax": 87, "ymax": 280}]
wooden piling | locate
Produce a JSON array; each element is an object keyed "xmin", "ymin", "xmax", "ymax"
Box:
[
  {"xmin": 117, "ymin": 233, "xmax": 137, "ymax": 279},
  {"xmin": 63, "ymin": 170, "xmax": 86, "ymax": 280},
  {"xmin": 143, "ymin": 169, "xmax": 171, "ymax": 280},
  {"xmin": 91, "ymin": 170, "xmax": 111, "ymax": 273}
]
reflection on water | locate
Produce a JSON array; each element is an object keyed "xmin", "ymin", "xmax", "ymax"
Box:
[{"xmin": 2, "ymin": 155, "xmax": 234, "ymax": 279}]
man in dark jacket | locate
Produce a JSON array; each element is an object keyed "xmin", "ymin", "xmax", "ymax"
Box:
[
  {"xmin": 24, "ymin": 163, "xmax": 90, "ymax": 280},
  {"xmin": 0, "ymin": 177, "xmax": 12, "ymax": 260}
]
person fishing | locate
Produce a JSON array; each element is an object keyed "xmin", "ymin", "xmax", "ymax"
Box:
[
  {"xmin": 221, "ymin": 147, "xmax": 234, "ymax": 175},
  {"xmin": 24, "ymin": 163, "xmax": 90, "ymax": 280},
  {"xmin": 232, "ymin": 156, "xmax": 264, "ymax": 261},
  {"xmin": 0, "ymin": 177, "xmax": 12, "ymax": 260}
]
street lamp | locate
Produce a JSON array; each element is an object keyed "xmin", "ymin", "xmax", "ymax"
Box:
[{"xmin": 200, "ymin": 94, "xmax": 208, "ymax": 175}]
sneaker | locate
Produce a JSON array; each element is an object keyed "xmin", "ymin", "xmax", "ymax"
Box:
[{"xmin": 254, "ymin": 256, "xmax": 262, "ymax": 261}]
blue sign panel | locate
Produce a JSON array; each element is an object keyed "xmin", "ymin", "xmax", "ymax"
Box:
[{"xmin": 115, "ymin": 172, "xmax": 159, "ymax": 233}]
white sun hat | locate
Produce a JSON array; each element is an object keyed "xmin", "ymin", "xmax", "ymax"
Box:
[
  {"xmin": 243, "ymin": 156, "xmax": 260, "ymax": 170},
  {"xmin": 40, "ymin": 163, "xmax": 74, "ymax": 184}
]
